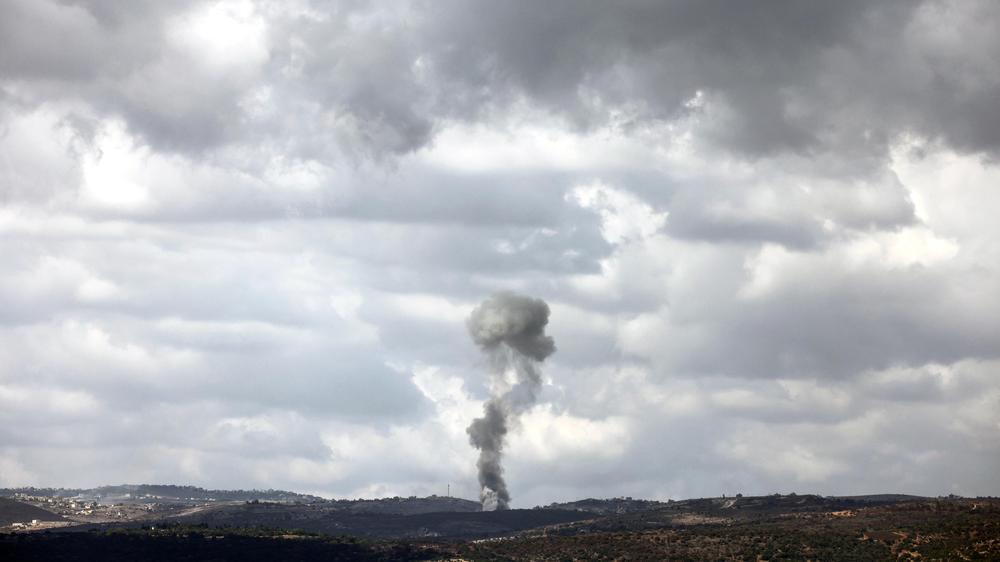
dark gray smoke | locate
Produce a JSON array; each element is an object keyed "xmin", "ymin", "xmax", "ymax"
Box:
[{"xmin": 466, "ymin": 292, "xmax": 555, "ymax": 510}]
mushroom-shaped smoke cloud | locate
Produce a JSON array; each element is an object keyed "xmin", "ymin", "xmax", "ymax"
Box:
[{"xmin": 466, "ymin": 292, "xmax": 555, "ymax": 510}]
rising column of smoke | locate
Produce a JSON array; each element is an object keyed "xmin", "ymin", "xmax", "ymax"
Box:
[{"xmin": 466, "ymin": 292, "xmax": 555, "ymax": 510}]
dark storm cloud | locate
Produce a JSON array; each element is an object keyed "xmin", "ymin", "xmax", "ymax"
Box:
[
  {"xmin": 421, "ymin": 0, "xmax": 1000, "ymax": 157},
  {"xmin": 5, "ymin": 0, "xmax": 1000, "ymax": 161},
  {"xmin": 423, "ymin": 0, "xmax": 872, "ymax": 145}
]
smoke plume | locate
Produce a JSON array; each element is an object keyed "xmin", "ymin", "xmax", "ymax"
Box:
[{"xmin": 466, "ymin": 292, "xmax": 555, "ymax": 510}]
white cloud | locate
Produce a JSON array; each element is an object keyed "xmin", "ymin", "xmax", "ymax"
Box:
[
  {"xmin": 570, "ymin": 182, "xmax": 667, "ymax": 245},
  {"xmin": 167, "ymin": 0, "xmax": 268, "ymax": 74},
  {"xmin": 0, "ymin": 0, "xmax": 997, "ymax": 503}
]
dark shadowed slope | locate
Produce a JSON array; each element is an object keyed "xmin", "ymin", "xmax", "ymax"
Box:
[
  {"xmin": 0, "ymin": 529, "xmax": 443, "ymax": 562},
  {"xmin": 166, "ymin": 503, "xmax": 592, "ymax": 539},
  {"xmin": 0, "ymin": 498, "xmax": 66, "ymax": 526}
]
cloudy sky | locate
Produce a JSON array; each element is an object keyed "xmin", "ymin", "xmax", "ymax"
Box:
[{"xmin": 2, "ymin": 0, "xmax": 999, "ymax": 505}]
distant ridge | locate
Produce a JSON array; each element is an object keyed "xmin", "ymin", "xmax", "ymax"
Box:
[
  {"xmin": 0, "ymin": 484, "xmax": 322, "ymax": 504},
  {"xmin": 831, "ymin": 494, "xmax": 932, "ymax": 502},
  {"xmin": 1, "ymin": 485, "xmax": 482, "ymax": 514}
]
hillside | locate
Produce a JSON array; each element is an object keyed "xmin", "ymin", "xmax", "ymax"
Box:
[
  {"xmin": 0, "ymin": 498, "xmax": 66, "ymax": 527},
  {"xmin": 2, "ymin": 497, "xmax": 998, "ymax": 560},
  {"xmin": 542, "ymin": 497, "xmax": 671, "ymax": 514},
  {"xmin": 163, "ymin": 502, "xmax": 591, "ymax": 539},
  {"xmin": 329, "ymin": 495, "xmax": 481, "ymax": 515},
  {"xmin": 457, "ymin": 498, "xmax": 1000, "ymax": 560}
]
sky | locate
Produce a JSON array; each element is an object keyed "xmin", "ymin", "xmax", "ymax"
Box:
[{"xmin": 1, "ymin": 0, "xmax": 998, "ymax": 506}]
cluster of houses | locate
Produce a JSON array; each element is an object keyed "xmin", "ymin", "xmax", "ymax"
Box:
[{"xmin": 14, "ymin": 494, "xmax": 99, "ymax": 517}]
